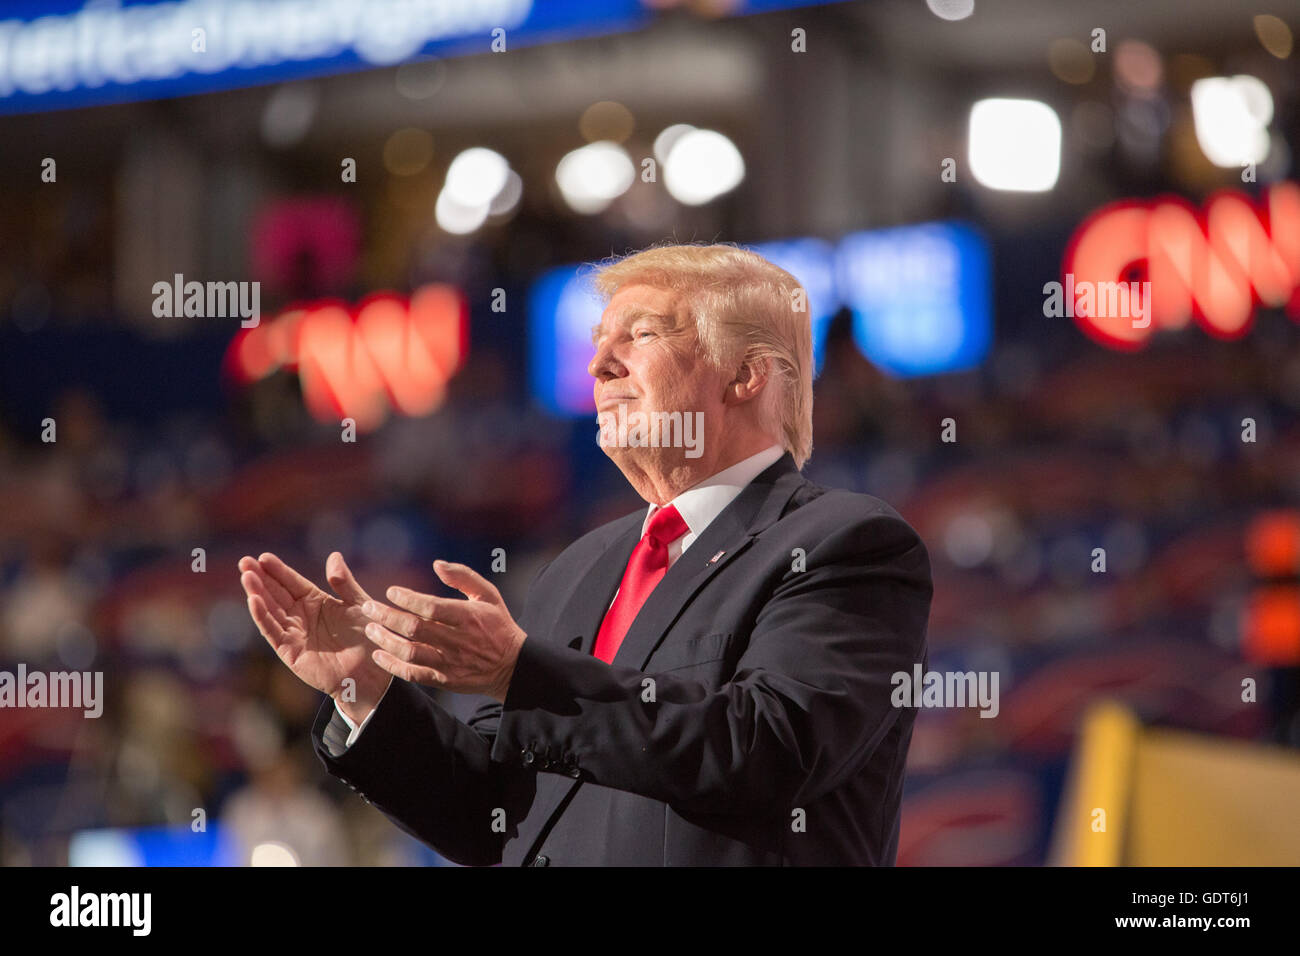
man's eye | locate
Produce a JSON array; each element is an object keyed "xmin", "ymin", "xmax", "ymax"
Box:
[{"xmin": 634, "ymin": 330, "xmax": 655, "ymax": 340}]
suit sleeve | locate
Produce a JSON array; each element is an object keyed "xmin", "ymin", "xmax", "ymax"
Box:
[
  {"xmin": 491, "ymin": 510, "xmax": 932, "ymax": 816},
  {"xmin": 309, "ymin": 560, "xmax": 553, "ymax": 866}
]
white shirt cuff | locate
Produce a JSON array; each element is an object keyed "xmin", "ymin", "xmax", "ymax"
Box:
[{"xmin": 335, "ymin": 678, "xmax": 393, "ymax": 747}]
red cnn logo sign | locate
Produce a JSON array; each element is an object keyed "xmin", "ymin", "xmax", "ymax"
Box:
[
  {"xmin": 226, "ymin": 284, "xmax": 468, "ymax": 431},
  {"xmin": 1064, "ymin": 182, "xmax": 1300, "ymax": 349}
]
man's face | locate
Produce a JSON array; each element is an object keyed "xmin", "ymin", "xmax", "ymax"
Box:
[{"xmin": 588, "ymin": 283, "xmax": 727, "ymax": 470}]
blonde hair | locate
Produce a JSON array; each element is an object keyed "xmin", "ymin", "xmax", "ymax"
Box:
[{"xmin": 588, "ymin": 243, "xmax": 814, "ymax": 468}]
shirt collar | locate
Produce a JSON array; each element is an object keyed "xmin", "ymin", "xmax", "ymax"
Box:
[{"xmin": 642, "ymin": 444, "xmax": 786, "ymax": 541}]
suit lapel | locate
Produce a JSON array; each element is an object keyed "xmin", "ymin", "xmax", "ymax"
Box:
[{"xmin": 555, "ymin": 515, "xmax": 643, "ymax": 657}]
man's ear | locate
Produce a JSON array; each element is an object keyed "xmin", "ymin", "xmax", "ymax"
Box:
[{"xmin": 724, "ymin": 355, "xmax": 769, "ymax": 406}]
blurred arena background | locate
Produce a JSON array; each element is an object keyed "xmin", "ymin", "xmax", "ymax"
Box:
[{"xmin": 1, "ymin": 0, "xmax": 1299, "ymax": 866}]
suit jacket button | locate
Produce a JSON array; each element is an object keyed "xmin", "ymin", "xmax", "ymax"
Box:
[
  {"xmin": 521, "ymin": 749, "xmax": 535, "ymax": 767},
  {"xmin": 530, "ymin": 854, "xmax": 549, "ymax": 867}
]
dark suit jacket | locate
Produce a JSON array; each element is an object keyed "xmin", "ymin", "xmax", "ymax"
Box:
[{"xmin": 311, "ymin": 453, "xmax": 932, "ymax": 865}]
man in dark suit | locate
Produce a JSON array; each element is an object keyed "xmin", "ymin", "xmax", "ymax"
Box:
[{"xmin": 239, "ymin": 244, "xmax": 932, "ymax": 865}]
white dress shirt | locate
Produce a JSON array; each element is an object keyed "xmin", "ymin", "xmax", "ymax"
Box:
[
  {"xmin": 336, "ymin": 443, "xmax": 786, "ymax": 746},
  {"xmin": 633, "ymin": 442, "xmax": 785, "ymax": 574}
]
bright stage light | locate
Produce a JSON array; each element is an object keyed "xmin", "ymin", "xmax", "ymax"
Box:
[
  {"xmin": 435, "ymin": 189, "xmax": 489, "ymax": 235},
  {"xmin": 444, "ymin": 147, "xmax": 510, "ymax": 207},
  {"xmin": 556, "ymin": 141, "xmax": 635, "ymax": 214},
  {"xmin": 927, "ymin": 0, "xmax": 974, "ymax": 21},
  {"xmin": 1191, "ymin": 75, "xmax": 1273, "ymax": 168},
  {"xmin": 968, "ymin": 98, "xmax": 1061, "ymax": 192},
  {"xmin": 663, "ymin": 129, "xmax": 745, "ymax": 206},
  {"xmin": 250, "ymin": 842, "xmax": 300, "ymax": 867},
  {"xmin": 653, "ymin": 124, "xmax": 696, "ymax": 166}
]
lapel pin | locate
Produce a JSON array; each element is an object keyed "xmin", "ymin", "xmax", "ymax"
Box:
[{"xmin": 708, "ymin": 550, "xmax": 726, "ymax": 565}]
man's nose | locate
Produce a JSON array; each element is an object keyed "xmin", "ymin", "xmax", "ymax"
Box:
[{"xmin": 588, "ymin": 341, "xmax": 624, "ymax": 381}]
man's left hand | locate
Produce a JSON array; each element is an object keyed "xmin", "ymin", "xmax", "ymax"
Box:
[{"xmin": 360, "ymin": 560, "xmax": 526, "ymax": 703}]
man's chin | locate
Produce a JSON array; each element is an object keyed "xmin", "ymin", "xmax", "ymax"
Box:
[{"xmin": 599, "ymin": 442, "xmax": 686, "ymax": 471}]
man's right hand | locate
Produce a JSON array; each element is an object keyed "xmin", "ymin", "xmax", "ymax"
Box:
[{"xmin": 238, "ymin": 550, "xmax": 392, "ymax": 725}]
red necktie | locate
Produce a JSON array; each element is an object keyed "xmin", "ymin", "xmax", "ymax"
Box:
[{"xmin": 592, "ymin": 504, "xmax": 691, "ymax": 664}]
